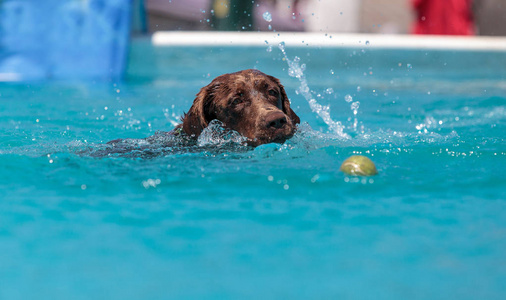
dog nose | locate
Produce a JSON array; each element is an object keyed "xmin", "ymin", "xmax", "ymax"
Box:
[{"xmin": 265, "ymin": 113, "xmax": 288, "ymax": 129}]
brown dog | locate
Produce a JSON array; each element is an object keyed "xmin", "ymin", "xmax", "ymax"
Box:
[
  {"xmin": 106, "ymin": 69, "xmax": 299, "ymax": 151},
  {"xmin": 180, "ymin": 69, "xmax": 300, "ymax": 146}
]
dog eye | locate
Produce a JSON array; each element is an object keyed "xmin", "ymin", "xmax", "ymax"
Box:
[
  {"xmin": 231, "ymin": 98, "xmax": 243, "ymax": 106},
  {"xmin": 268, "ymin": 89, "xmax": 279, "ymax": 97}
]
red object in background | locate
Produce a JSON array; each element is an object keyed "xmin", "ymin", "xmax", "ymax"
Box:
[{"xmin": 412, "ymin": 0, "xmax": 475, "ymax": 35}]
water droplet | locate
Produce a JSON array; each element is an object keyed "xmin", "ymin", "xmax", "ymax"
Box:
[
  {"xmin": 325, "ymin": 88, "xmax": 334, "ymax": 94},
  {"xmin": 311, "ymin": 174, "xmax": 320, "ymax": 183},
  {"xmin": 345, "ymin": 94, "xmax": 353, "ymax": 103},
  {"xmin": 329, "ymin": 69, "xmax": 334, "ymax": 75},
  {"xmin": 263, "ymin": 11, "xmax": 272, "ymax": 22},
  {"xmin": 278, "ymin": 41, "xmax": 285, "ymax": 51}
]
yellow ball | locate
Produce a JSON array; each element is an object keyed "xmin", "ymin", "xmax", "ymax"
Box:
[{"xmin": 340, "ymin": 155, "xmax": 378, "ymax": 176}]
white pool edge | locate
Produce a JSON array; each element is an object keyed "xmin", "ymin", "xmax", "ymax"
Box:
[{"xmin": 152, "ymin": 31, "xmax": 506, "ymax": 52}]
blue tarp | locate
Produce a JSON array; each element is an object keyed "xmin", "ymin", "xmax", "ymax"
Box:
[{"xmin": 0, "ymin": 0, "xmax": 132, "ymax": 81}]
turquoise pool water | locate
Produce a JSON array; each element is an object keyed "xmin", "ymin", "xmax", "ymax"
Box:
[{"xmin": 1, "ymin": 39, "xmax": 505, "ymax": 299}]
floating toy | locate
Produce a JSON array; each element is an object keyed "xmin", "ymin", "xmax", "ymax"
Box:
[{"xmin": 340, "ymin": 155, "xmax": 378, "ymax": 176}]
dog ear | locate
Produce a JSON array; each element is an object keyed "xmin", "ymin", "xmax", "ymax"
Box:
[
  {"xmin": 274, "ymin": 78, "xmax": 300, "ymax": 125},
  {"xmin": 182, "ymin": 83, "xmax": 218, "ymax": 137}
]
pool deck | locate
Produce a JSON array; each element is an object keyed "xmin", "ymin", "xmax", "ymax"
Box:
[{"xmin": 152, "ymin": 31, "xmax": 506, "ymax": 51}]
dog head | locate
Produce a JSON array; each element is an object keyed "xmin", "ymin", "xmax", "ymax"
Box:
[{"xmin": 182, "ymin": 69, "xmax": 300, "ymax": 146}]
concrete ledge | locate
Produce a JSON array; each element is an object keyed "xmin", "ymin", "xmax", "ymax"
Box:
[{"xmin": 152, "ymin": 31, "xmax": 506, "ymax": 51}]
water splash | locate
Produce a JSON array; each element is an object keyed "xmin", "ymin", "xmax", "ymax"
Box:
[
  {"xmin": 278, "ymin": 42, "xmax": 349, "ymax": 138},
  {"xmin": 197, "ymin": 120, "xmax": 247, "ymax": 147},
  {"xmin": 287, "ymin": 122, "xmax": 461, "ymax": 153}
]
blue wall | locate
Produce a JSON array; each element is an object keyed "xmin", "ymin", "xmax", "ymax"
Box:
[{"xmin": 0, "ymin": 0, "xmax": 132, "ymax": 81}]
